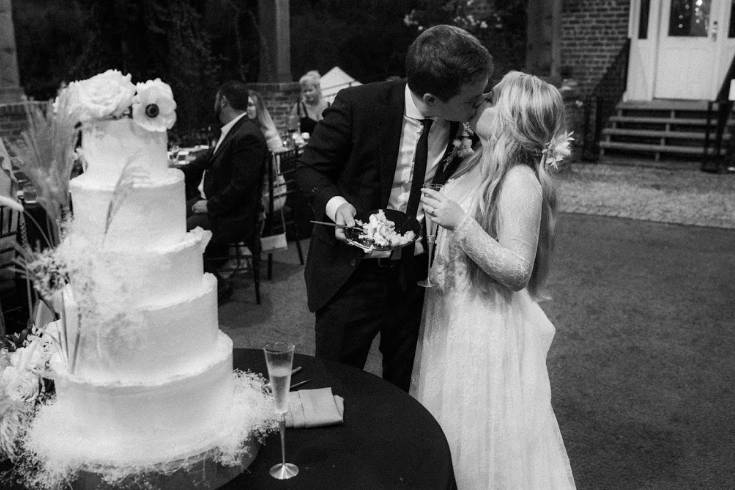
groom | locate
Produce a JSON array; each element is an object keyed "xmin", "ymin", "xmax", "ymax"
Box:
[{"xmin": 295, "ymin": 25, "xmax": 493, "ymax": 391}]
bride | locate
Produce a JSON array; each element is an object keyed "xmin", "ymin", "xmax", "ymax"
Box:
[{"xmin": 411, "ymin": 71, "xmax": 576, "ymax": 489}]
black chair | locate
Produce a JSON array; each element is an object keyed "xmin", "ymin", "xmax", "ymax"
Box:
[
  {"xmin": 263, "ymin": 149, "xmax": 306, "ymax": 280},
  {"xmin": 0, "ymin": 205, "xmax": 34, "ymax": 335},
  {"xmin": 217, "ymin": 222, "xmax": 263, "ymax": 305}
]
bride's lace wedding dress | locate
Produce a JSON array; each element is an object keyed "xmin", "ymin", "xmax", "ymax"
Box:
[{"xmin": 410, "ymin": 163, "xmax": 575, "ymax": 489}]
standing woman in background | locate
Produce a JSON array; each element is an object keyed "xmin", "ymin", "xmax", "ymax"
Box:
[
  {"xmin": 290, "ymin": 70, "xmax": 329, "ymax": 135},
  {"xmin": 247, "ymin": 89, "xmax": 284, "ymax": 152}
]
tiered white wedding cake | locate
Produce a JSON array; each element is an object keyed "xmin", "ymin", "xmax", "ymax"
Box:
[{"xmin": 20, "ymin": 70, "xmax": 273, "ymax": 486}]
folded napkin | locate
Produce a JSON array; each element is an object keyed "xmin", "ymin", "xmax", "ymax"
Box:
[{"xmin": 285, "ymin": 387, "xmax": 344, "ymax": 429}]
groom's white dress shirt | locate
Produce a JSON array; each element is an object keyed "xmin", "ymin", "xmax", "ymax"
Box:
[{"xmin": 325, "ymin": 84, "xmax": 450, "ymax": 224}]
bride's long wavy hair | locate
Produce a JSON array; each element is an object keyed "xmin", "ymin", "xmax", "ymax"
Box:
[{"xmin": 460, "ymin": 71, "xmax": 567, "ymax": 297}]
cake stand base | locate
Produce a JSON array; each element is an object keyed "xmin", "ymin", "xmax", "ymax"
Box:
[{"xmin": 71, "ymin": 440, "xmax": 260, "ymax": 489}]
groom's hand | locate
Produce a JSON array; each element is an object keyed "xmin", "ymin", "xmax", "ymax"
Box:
[{"xmin": 334, "ymin": 202, "xmax": 357, "ymax": 242}]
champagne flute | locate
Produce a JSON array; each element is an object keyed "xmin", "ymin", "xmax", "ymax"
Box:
[
  {"xmin": 263, "ymin": 342, "xmax": 299, "ymax": 480},
  {"xmin": 287, "ymin": 114, "xmax": 300, "ymax": 133},
  {"xmin": 417, "ymin": 183, "xmax": 443, "ymax": 288}
]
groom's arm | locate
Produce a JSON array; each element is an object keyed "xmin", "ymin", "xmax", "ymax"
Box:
[{"xmin": 295, "ymin": 90, "xmax": 355, "ymax": 221}]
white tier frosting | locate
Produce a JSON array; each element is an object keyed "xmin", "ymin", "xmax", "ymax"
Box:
[
  {"xmin": 69, "ymin": 168, "xmax": 186, "ymax": 250},
  {"xmin": 43, "ymin": 334, "xmax": 235, "ymax": 465},
  {"xmin": 61, "ymin": 273, "xmax": 219, "ymax": 383},
  {"xmin": 60, "ymin": 228, "xmax": 210, "ymax": 308},
  {"xmin": 81, "ymin": 118, "xmax": 169, "ymax": 184},
  {"xmin": 36, "ymin": 96, "xmax": 262, "ymax": 479}
]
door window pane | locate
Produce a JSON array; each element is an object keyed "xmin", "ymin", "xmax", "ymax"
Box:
[
  {"xmin": 729, "ymin": 0, "xmax": 735, "ymax": 37},
  {"xmin": 668, "ymin": 0, "xmax": 711, "ymax": 36},
  {"xmin": 639, "ymin": 0, "xmax": 650, "ymax": 39}
]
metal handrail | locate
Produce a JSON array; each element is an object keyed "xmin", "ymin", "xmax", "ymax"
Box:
[
  {"xmin": 582, "ymin": 38, "xmax": 631, "ymax": 161},
  {"xmin": 702, "ymin": 53, "xmax": 735, "ymax": 172}
]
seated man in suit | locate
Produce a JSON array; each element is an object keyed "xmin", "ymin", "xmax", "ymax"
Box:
[{"xmin": 183, "ymin": 80, "xmax": 268, "ymax": 301}]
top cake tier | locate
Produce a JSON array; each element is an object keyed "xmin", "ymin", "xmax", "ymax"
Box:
[{"xmin": 81, "ymin": 118, "xmax": 169, "ymax": 186}]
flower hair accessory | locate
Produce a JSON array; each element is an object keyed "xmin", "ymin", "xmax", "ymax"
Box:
[{"xmin": 540, "ymin": 131, "xmax": 574, "ymax": 171}]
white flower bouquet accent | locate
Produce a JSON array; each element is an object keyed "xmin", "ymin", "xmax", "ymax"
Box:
[
  {"xmin": 67, "ymin": 70, "xmax": 177, "ymax": 132},
  {"xmin": 132, "ymin": 79, "xmax": 177, "ymax": 132},
  {"xmin": 72, "ymin": 69, "xmax": 135, "ymax": 122},
  {"xmin": 0, "ymin": 328, "xmax": 54, "ymax": 458}
]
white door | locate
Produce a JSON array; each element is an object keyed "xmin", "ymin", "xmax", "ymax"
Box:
[{"xmin": 654, "ymin": 0, "xmax": 728, "ymax": 99}]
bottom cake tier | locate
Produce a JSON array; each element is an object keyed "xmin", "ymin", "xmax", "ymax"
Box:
[{"xmin": 31, "ymin": 333, "xmax": 238, "ymax": 466}]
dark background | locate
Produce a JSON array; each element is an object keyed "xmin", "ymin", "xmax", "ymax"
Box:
[{"xmin": 12, "ymin": 0, "xmax": 526, "ymax": 135}]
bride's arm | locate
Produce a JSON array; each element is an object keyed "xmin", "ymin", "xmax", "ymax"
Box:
[{"xmin": 453, "ymin": 165, "xmax": 542, "ymax": 291}]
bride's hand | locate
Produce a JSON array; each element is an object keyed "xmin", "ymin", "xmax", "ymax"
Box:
[{"xmin": 421, "ymin": 188, "xmax": 466, "ymax": 231}]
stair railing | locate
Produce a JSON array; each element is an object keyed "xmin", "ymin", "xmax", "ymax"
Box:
[
  {"xmin": 582, "ymin": 38, "xmax": 631, "ymax": 161},
  {"xmin": 702, "ymin": 53, "xmax": 735, "ymax": 173}
]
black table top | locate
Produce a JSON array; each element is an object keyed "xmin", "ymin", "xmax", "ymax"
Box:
[
  {"xmin": 223, "ymin": 348, "xmax": 456, "ymax": 489},
  {"xmin": 1, "ymin": 349, "xmax": 455, "ymax": 489}
]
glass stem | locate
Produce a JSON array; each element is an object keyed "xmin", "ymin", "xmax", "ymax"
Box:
[
  {"xmin": 426, "ymin": 240, "xmax": 434, "ymax": 286},
  {"xmin": 280, "ymin": 414, "xmax": 286, "ymax": 465}
]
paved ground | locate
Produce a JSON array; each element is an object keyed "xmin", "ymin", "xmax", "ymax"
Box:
[
  {"xmin": 557, "ymin": 163, "xmax": 735, "ymax": 229},
  {"xmin": 219, "ymin": 163, "xmax": 735, "ymax": 488}
]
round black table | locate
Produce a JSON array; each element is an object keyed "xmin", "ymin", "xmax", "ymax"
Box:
[
  {"xmin": 223, "ymin": 348, "xmax": 456, "ymax": 489},
  {"xmin": 1, "ymin": 350, "xmax": 456, "ymax": 489}
]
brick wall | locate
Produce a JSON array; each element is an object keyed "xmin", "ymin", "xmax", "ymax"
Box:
[
  {"xmin": 561, "ymin": 0, "xmax": 630, "ymax": 97},
  {"xmin": 248, "ymin": 82, "xmax": 301, "ymax": 134},
  {"xmin": 0, "ymin": 102, "xmax": 41, "ymax": 144}
]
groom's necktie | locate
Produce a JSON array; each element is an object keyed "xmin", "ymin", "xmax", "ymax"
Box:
[
  {"xmin": 405, "ymin": 118, "xmax": 433, "ymax": 218},
  {"xmin": 432, "ymin": 121, "xmax": 460, "ymax": 185}
]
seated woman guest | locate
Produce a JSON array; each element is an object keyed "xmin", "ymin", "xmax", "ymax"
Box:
[
  {"xmin": 290, "ymin": 70, "xmax": 329, "ymax": 135},
  {"xmin": 247, "ymin": 89, "xmax": 284, "ymax": 152}
]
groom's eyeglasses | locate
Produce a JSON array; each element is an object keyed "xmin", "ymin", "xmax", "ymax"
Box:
[{"xmin": 474, "ymin": 90, "xmax": 494, "ymax": 108}]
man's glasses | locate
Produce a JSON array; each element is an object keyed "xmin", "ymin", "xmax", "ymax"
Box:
[{"xmin": 474, "ymin": 89, "xmax": 494, "ymax": 108}]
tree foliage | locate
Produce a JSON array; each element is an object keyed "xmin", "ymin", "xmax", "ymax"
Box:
[
  {"xmin": 13, "ymin": 0, "xmax": 220, "ymax": 136},
  {"xmin": 404, "ymin": 0, "xmax": 527, "ymax": 85},
  {"xmin": 11, "ymin": 0, "xmax": 527, "ymax": 134},
  {"xmin": 290, "ymin": 0, "xmax": 415, "ymax": 82}
]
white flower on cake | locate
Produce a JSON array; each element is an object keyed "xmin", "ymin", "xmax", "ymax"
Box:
[
  {"xmin": 132, "ymin": 78, "xmax": 177, "ymax": 132},
  {"xmin": 0, "ymin": 333, "xmax": 50, "ymax": 405},
  {"xmin": 74, "ymin": 69, "xmax": 135, "ymax": 122},
  {"xmin": 1, "ymin": 365, "xmax": 40, "ymax": 403}
]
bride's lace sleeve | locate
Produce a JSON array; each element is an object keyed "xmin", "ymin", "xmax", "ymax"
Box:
[{"xmin": 453, "ymin": 165, "xmax": 542, "ymax": 291}]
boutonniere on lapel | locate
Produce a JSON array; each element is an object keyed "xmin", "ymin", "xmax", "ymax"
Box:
[{"xmin": 444, "ymin": 122, "xmax": 475, "ymax": 165}]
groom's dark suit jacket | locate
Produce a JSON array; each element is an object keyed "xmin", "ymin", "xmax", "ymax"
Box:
[
  {"xmin": 183, "ymin": 116, "xmax": 267, "ymax": 247},
  {"xmin": 296, "ymin": 80, "xmax": 460, "ymax": 312}
]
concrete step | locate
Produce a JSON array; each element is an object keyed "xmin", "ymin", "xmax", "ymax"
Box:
[
  {"xmin": 608, "ymin": 115, "xmax": 735, "ymax": 126},
  {"xmin": 602, "ymin": 128, "xmax": 732, "ymax": 140},
  {"xmin": 618, "ymin": 99, "xmax": 714, "ymax": 111},
  {"xmin": 599, "ymin": 141, "xmax": 724, "ymax": 155}
]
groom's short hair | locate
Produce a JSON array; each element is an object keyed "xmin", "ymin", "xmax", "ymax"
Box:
[
  {"xmin": 406, "ymin": 25, "xmax": 493, "ymax": 102},
  {"xmin": 217, "ymin": 80, "xmax": 250, "ymax": 111}
]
